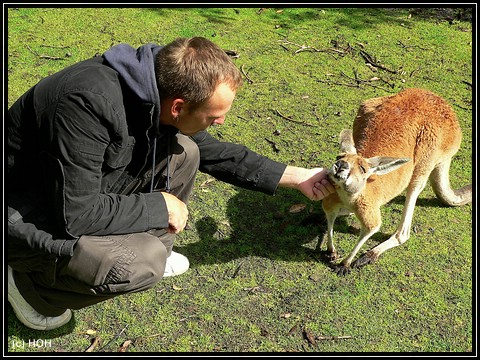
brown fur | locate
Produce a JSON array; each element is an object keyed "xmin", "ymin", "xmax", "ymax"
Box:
[{"xmin": 321, "ymin": 88, "xmax": 471, "ymax": 275}]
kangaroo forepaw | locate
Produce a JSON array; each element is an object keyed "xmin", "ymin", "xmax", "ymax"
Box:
[
  {"xmin": 352, "ymin": 251, "xmax": 378, "ymax": 268},
  {"xmin": 322, "ymin": 250, "xmax": 339, "ymax": 263},
  {"xmin": 333, "ymin": 264, "xmax": 351, "ymax": 276}
]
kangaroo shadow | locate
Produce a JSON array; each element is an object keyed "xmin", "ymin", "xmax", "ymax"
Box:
[{"xmin": 389, "ymin": 194, "xmax": 457, "ymax": 208}]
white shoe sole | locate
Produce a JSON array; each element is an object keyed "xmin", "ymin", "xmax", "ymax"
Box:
[{"xmin": 8, "ymin": 266, "xmax": 72, "ymax": 330}]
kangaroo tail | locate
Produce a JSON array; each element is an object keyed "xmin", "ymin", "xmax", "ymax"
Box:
[{"xmin": 429, "ymin": 158, "xmax": 472, "ymax": 206}]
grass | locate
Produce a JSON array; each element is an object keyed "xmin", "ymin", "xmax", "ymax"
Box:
[{"xmin": 6, "ymin": 6, "xmax": 474, "ymax": 354}]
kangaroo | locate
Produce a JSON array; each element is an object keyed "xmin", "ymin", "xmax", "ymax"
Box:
[{"xmin": 321, "ymin": 88, "xmax": 472, "ymax": 275}]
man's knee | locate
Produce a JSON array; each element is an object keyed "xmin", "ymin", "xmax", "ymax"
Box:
[
  {"xmin": 130, "ymin": 232, "xmax": 168, "ymax": 291},
  {"xmin": 64, "ymin": 233, "xmax": 168, "ymax": 294}
]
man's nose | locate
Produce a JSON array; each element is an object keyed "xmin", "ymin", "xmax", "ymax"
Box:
[{"xmin": 212, "ymin": 117, "xmax": 225, "ymax": 125}]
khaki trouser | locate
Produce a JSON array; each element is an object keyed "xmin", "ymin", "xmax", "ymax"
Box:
[{"xmin": 12, "ymin": 134, "xmax": 199, "ymax": 316}]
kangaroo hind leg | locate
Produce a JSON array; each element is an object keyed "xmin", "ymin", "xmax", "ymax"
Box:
[{"xmin": 353, "ymin": 173, "xmax": 430, "ymax": 268}]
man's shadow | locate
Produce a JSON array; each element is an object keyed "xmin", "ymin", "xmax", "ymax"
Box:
[{"xmin": 177, "ymin": 187, "xmax": 353, "ymax": 267}]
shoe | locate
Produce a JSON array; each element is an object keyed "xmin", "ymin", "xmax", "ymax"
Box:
[
  {"xmin": 163, "ymin": 251, "xmax": 190, "ymax": 277},
  {"xmin": 7, "ymin": 265, "xmax": 72, "ymax": 330}
]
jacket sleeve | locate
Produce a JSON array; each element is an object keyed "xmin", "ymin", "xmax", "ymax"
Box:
[
  {"xmin": 43, "ymin": 90, "xmax": 169, "ymax": 237},
  {"xmin": 191, "ymin": 130, "xmax": 286, "ymax": 195}
]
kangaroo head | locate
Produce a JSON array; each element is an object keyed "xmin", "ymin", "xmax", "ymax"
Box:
[{"xmin": 328, "ymin": 129, "xmax": 411, "ymax": 195}]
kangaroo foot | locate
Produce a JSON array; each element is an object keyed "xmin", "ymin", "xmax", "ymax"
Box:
[
  {"xmin": 352, "ymin": 251, "xmax": 378, "ymax": 268},
  {"xmin": 321, "ymin": 249, "xmax": 339, "ymax": 263},
  {"xmin": 333, "ymin": 264, "xmax": 351, "ymax": 276}
]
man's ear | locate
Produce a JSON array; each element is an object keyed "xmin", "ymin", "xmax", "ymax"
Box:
[{"xmin": 171, "ymin": 98, "xmax": 185, "ymax": 117}]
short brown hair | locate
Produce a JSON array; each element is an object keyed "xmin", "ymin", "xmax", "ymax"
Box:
[{"xmin": 155, "ymin": 37, "xmax": 243, "ymax": 107}]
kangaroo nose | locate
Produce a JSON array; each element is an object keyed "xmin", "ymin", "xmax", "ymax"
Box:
[{"xmin": 334, "ymin": 159, "xmax": 349, "ymax": 173}]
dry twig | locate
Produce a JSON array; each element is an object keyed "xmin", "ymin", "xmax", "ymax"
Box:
[
  {"xmin": 316, "ymin": 335, "xmax": 353, "ymax": 341},
  {"xmin": 40, "ymin": 44, "xmax": 70, "ymax": 49},
  {"xmin": 359, "ymin": 50, "xmax": 397, "ymax": 74},
  {"xmin": 25, "ymin": 43, "xmax": 68, "ymax": 60},
  {"xmin": 231, "ymin": 259, "xmax": 245, "ymax": 278},
  {"xmin": 241, "ymin": 64, "xmax": 254, "ymax": 84},
  {"xmin": 264, "ymin": 138, "xmax": 280, "ymax": 152},
  {"xmin": 275, "ymin": 109, "xmax": 315, "ymax": 127},
  {"xmin": 278, "ymin": 38, "xmax": 352, "ymax": 59},
  {"xmin": 98, "ymin": 324, "xmax": 129, "ymax": 351}
]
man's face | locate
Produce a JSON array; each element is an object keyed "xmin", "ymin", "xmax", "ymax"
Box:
[{"xmin": 176, "ymin": 82, "xmax": 236, "ymax": 136}]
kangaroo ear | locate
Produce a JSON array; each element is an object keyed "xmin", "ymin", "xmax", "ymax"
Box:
[
  {"xmin": 366, "ymin": 156, "xmax": 411, "ymax": 176},
  {"xmin": 339, "ymin": 129, "xmax": 356, "ymax": 154}
]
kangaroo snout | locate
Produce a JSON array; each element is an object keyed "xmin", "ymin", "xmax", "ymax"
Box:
[{"xmin": 332, "ymin": 159, "xmax": 350, "ymax": 181}]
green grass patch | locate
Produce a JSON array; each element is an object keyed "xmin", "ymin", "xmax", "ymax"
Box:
[{"xmin": 7, "ymin": 7, "xmax": 473, "ymax": 354}]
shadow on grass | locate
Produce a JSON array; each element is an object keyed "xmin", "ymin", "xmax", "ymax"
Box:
[
  {"xmin": 179, "ymin": 188, "xmax": 453, "ymax": 270},
  {"xmin": 144, "ymin": 7, "xmax": 416, "ymax": 31},
  {"xmin": 179, "ymin": 187, "xmax": 397, "ymax": 268},
  {"xmin": 179, "ymin": 187, "xmax": 321, "ymax": 266}
]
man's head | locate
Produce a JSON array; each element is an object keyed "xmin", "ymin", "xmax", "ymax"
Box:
[{"xmin": 156, "ymin": 37, "xmax": 243, "ymax": 136}]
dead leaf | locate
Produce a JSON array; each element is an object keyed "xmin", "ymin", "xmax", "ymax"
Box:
[
  {"xmin": 85, "ymin": 337, "xmax": 101, "ymax": 352},
  {"xmin": 172, "ymin": 284, "xmax": 183, "ymax": 291},
  {"xmin": 303, "ymin": 328, "xmax": 317, "ymax": 347},
  {"xmin": 289, "ymin": 203, "xmax": 306, "ymax": 213},
  {"xmin": 280, "ymin": 313, "xmax": 292, "ymax": 319},
  {"xmin": 119, "ymin": 339, "xmax": 133, "ymax": 352},
  {"xmin": 220, "ymin": 220, "xmax": 231, "ymax": 227},
  {"xmin": 287, "ymin": 323, "xmax": 299, "ymax": 336},
  {"xmin": 200, "ymin": 178, "xmax": 215, "ymax": 187}
]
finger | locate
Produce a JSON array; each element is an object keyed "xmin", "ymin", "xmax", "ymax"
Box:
[
  {"xmin": 319, "ymin": 179, "xmax": 335, "ymax": 194},
  {"xmin": 311, "ymin": 185, "xmax": 325, "ymax": 201},
  {"xmin": 168, "ymin": 222, "xmax": 183, "ymax": 234}
]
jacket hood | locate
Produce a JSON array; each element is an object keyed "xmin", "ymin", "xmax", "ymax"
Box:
[{"xmin": 102, "ymin": 43, "xmax": 163, "ymax": 133}]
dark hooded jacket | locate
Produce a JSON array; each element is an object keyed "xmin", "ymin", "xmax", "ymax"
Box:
[{"xmin": 7, "ymin": 43, "xmax": 286, "ymax": 264}]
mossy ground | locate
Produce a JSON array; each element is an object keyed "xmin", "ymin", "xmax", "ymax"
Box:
[{"xmin": 6, "ymin": 7, "xmax": 473, "ymax": 353}]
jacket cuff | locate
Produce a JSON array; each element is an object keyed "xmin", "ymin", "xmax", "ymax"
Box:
[
  {"xmin": 256, "ymin": 160, "xmax": 287, "ymax": 195},
  {"xmin": 144, "ymin": 192, "xmax": 169, "ymax": 229}
]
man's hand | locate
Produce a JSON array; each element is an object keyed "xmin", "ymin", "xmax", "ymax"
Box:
[
  {"xmin": 279, "ymin": 166, "xmax": 336, "ymax": 201},
  {"xmin": 162, "ymin": 192, "xmax": 189, "ymax": 233}
]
